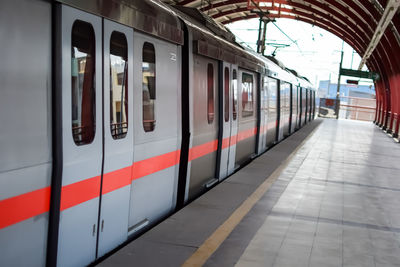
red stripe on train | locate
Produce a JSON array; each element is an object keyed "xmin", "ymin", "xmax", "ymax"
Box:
[
  {"xmin": 102, "ymin": 166, "xmax": 132, "ymax": 195},
  {"xmin": 60, "ymin": 176, "xmax": 101, "ymax": 211},
  {"xmin": 0, "ymin": 187, "xmax": 51, "ymax": 229},
  {"xmin": 189, "ymin": 140, "xmax": 218, "ymax": 161},
  {"xmin": 132, "ymin": 150, "xmax": 181, "ymax": 180},
  {"xmin": 221, "ymin": 137, "xmax": 231, "ymax": 149},
  {"xmin": 230, "ymin": 134, "xmax": 238, "ymax": 146},
  {"xmin": 0, "ymin": 127, "xmax": 258, "ymax": 228},
  {"xmin": 237, "ymin": 127, "xmax": 257, "ymax": 142}
]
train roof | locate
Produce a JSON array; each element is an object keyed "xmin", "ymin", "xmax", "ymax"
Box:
[
  {"xmin": 171, "ymin": 6, "xmax": 266, "ymax": 73},
  {"xmin": 58, "ymin": 0, "xmax": 314, "ymax": 89},
  {"xmin": 297, "ymin": 76, "xmax": 313, "ymax": 89},
  {"xmin": 57, "ymin": 0, "xmax": 184, "ymax": 45},
  {"xmin": 246, "ymin": 51, "xmax": 295, "ymax": 84},
  {"xmin": 172, "ymin": 6, "xmax": 237, "ymax": 43}
]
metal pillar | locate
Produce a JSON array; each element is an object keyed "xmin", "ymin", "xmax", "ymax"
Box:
[
  {"xmin": 256, "ymin": 15, "xmax": 271, "ymax": 55},
  {"xmin": 358, "ymin": 0, "xmax": 400, "ymax": 70},
  {"xmin": 335, "ymin": 42, "xmax": 344, "ymax": 119},
  {"xmin": 257, "ymin": 17, "xmax": 263, "ymax": 54}
]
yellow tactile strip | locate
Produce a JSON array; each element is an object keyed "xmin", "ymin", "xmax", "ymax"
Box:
[{"xmin": 182, "ymin": 123, "xmax": 319, "ymax": 267}]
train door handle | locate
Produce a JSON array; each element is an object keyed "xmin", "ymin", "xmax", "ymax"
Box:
[
  {"xmin": 92, "ymin": 224, "xmax": 96, "ymax": 236},
  {"xmin": 101, "ymin": 220, "xmax": 104, "ymax": 232}
]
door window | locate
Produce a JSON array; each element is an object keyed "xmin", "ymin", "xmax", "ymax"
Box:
[
  {"xmin": 109, "ymin": 31, "xmax": 128, "ymax": 139},
  {"xmin": 232, "ymin": 70, "xmax": 238, "ymax": 120},
  {"xmin": 241, "ymin": 73, "xmax": 254, "ymax": 117},
  {"xmin": 71, "ymin": 20, "xmax": 96, "ymax": 145},
  {"xmin": 207, "ymin": 63, "xmax": 214, "ymax": 124},
  {"xmin": 224, "ymin": 67, "xmax": 230, "ymax": 122},
  {"xmin": 142, "ymin": 42, "xmax": 156, "ymax": 132}
]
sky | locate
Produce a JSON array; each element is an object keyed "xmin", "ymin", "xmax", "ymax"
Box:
[{"xmin": 226, "ymin": 18, "xmax": 374, "ymax": 88}]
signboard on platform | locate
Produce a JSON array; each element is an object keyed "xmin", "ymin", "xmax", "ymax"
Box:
[
  {"xmin": 340, "ymin": 68, "xmax": 379, "ymax": 81},
  {"xmin": 319, "ymin": 98, "xmax": 339, "ymax": 118},
  {"xmin": 346, "ymin": 79, "xmax": 359, "ymax": 85}
]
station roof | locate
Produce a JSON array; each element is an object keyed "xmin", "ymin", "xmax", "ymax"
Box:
[{"xmin": 162, "ymin": 0, "xmax": 400, "ymax": 94}]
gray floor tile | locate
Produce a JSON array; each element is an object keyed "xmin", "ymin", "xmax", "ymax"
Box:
[{"xmin": 100, "ymin": 119, "xmax": 400, "ymax": 267}]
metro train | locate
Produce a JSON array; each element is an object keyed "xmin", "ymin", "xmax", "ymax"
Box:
[{"xmin": 0, "ymin": 0, "xmax": 315, "ymax": 266}]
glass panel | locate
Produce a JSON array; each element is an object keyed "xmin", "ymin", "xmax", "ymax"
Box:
[
  {"xmin": 232, "ymin": 70, "xmax": 238, "ymax": 120},
  {"xmin": 224, "ymin": 67, "xmax": 230, "ymax": 122},
  {"xmin": 71, "ymin": 20, "xmax": 96, "ymax": 146},
  {"xmin": 263, "ymin": 78, "xmax": 268, "ymax": 110},
  {"xmin": 268, "ymin": 78, "xmax": 278, "ymax": 119},
  {"xmin": 110, "ymin": 31, "xmax": 128, "ymax": 139},
  {"xmin": 281, "ymin": 82, "xmax": 289, "ymax": 116},
  {"xmin": 142, "ymin": 42, "xmax": 156, "ymax": 132},
  {"xmin": 241, "ymin": 73, "xmax": 253, "ymax": 117},
  {"xmin": 207, "ymin": 63, "xmax": 214, "ymax": 124}
]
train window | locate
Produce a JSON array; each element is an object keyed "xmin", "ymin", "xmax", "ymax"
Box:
[
  {"xmin": 224, "ymin": 67, "xmax": 230, "ymax": 122},
  {"xmin": 71, "ymin": 20, "xmax": 96, "ymax": 146},
  {"xmin": 268, "ymin": 78, "xmax": 278, "ymax": 113},
  {"xmin": 142, "ymin": 42, "xmax": 156, "ymax": 132},
  {"xmin": 110, "ymin": 31, "xmax": 128, "ymax": 139},
  {"xmin": 281, "ymin": 82, "xmax": 289, "ymax": 112},
  {"xmin": 207, "ymin": 63, "xmax": 214, "ymax": 124},
  {"xmin": 241, "ymin": 73, "xmax": 254, "ymax": 117},
  {"xmin": 232, "ymin": 70, "xmax": 238, "ymax": 120}
]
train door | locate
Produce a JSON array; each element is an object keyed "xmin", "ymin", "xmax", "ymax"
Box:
[
  {"xmin": 235, "ymin": 70, "xmax": 258, "ymax": 166},
  {"xmin": 58, "ymin": 6, "xmax": 134, "ymax": 266},
  {"xmin": 307, "ymin": 89, "xmax": 310, "ymax": 122},
  {"xmin": 288, "ymin": 84, "xmax": 292, "ymax": 134},
  {"xmin": 292, "ymin": 85, "xmax": 297, "ymax": 132},
  {"xmin": 284, "ymin": 83, "xmax": 291, "ymax": 136},
  {"xmin": 98, "ymin": 19, "xmax": 134, "ymax": 257},
  {"xmin": 128, "ymin": 32, "xmax": 181, "ymax": 234},
  {"xmin": 187, "ymin": 55, "xmax": 219, "ymax": 199},
  {"xmin": 309, "ymin": 89, "xmax": 312, "ymax": 121},
  {"xmin": 308, "ymin": 90, "xmax": 313, "ymax": 121},
  {"xmin": 299, "ymin": 87, "xmax": 303, "ymax": 127},
  {"xmin": 296, "ymin": 86, "xmax": 301, "ymax": 129},
  {"xmin": 58, "ymin": 6, "xmax": 103, "ymax": 266},
  {"xmin": 305, "ymin": 89, "xmax": 309, "ymax": 124},
  {"xmin": 266, "ymin": 77, "xmax": 278, "ymax": 146},
  {"xmin": 310, "ymin": 91, "xmax": 314, "ymax": 121},
  {"xmin": 227, "ymin": 66, "xmax": 239, "ymax": 176},
  {"xmin": 313, "ymin": 91, "xmax": 316, "ymax": 118},
  {"xmin": 219, "ymin": 63, "xmax": 239, "ymax": 179},
  {"xmin": 301, "ymin": 87, "xmax": 307, "ymax": 126},
  {"xmin": 219, "ymin": 63, "xmax": 231, "ymax": 180},
  {"xmin": 277, "ymin": 81, "xmax": 284, "ymax": 141},
  {"xmin": 258, "ymin": 75, "xmax": 269, "ymax": 153}
]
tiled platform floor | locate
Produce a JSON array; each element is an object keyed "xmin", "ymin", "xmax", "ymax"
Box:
[
  {"xmin": 99, "ymin": 119, "xmax": 400, "ymax": 267},
  {"xmin": 225, "ymin": 119, "xmax": 400, "ymax": 267}
]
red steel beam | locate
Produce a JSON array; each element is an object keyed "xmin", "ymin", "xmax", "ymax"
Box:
[
  {"xmin": 212, "ymin": 6, "xmax": 293, "ymax": 19},
  {"xmin": 220, "ymin": 13, "xmax": 384, "ymax": 94},
  {"xmin": 175, "ymin": 0, "xmax": 400, "ymax": 129},
  {"xmin": 214, "ymin": 7, "xmax": 370, "ymax": 51}
]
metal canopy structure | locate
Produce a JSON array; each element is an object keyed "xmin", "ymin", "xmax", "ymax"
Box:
[{"xmin": 163, "ymin": 0, "xmax": 400, "ymax": 136}]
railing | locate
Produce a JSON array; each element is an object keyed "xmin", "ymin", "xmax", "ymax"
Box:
[
  {"xmin": 72, "ymin": 125, "xmax": 95, "ymax": 145},
  {"xmin": 143, "ymin": 120, "xmax": 156, "ymax": 132},
  {"xmin": 111, "ymin": 122, "xmax": 128, "ymax": 139},
  {"xmin": 339, "ymin": 96, "xmax": 376, "ymax": 122},
  {"xmin": 318, "ymin": 98, "xmax": 338, "ymax": 118}
]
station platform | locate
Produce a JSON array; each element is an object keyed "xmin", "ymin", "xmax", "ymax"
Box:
[{"xmin": 97, "ymin": 119, "xmax": 400, "ymax": 267}]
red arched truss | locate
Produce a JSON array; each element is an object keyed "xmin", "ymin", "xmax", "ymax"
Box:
[{"xmin": 163, "ymin": 0, "xmax": 400, "ymax": 136}]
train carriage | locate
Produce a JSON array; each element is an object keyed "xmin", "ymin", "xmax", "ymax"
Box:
[
  {"xmin": 288, "ymin": 74, "xmax": 299, "ymax": 134},
  {"xmin": 0, "ymin": 1, "xmax": 52, "ymax": 266},
  {"xmin": 57, "ymin": 2, "xmax": 184, "ymax": 266},
  {"xmin": 0, "ymin": 0, "xmax": 316, "ymax": 266}
]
